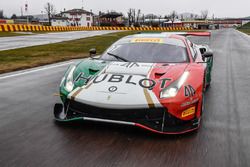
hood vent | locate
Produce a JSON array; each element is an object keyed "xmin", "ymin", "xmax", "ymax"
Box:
[
  {"xmin": 154, "ymin": 72, "xmax": 166, "ymax": 79},
  {"xmin": 89, "ymin": 68, "xmax": 100, "ymax": 75}
]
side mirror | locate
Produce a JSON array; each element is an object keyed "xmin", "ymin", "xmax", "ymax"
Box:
[
  {"xmin": 89, "ymin": 48, "xmax": 96, "ymax": 56},
  {"xmin": 202, "ymin": 51, "xmax": 213, "ymax": 61},
  {"xmin": 199, "ymin": 48, "xmax": 206, "ymax": 54}
]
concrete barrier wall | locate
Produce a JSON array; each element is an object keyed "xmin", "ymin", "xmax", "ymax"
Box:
[{"xmin": 0, "ymin": 24, "xmax": 193, "ymax": 32}]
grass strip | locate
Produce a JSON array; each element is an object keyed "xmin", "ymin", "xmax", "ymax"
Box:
[{"xmin": 0, "ymin": 31, "xmax": 137, "ymax": 74}]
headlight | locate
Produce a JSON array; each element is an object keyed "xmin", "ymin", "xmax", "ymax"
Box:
[
  {"xmin": 160, "ymin": 87, "xmax": 178, "ymax": 98},
  {"xmin": 160, "ymin": 71, "xmax": 189, "ymax": 99},
  {"xmin": 64, "ymin": 66, "xmax": 76, "ymax": 92}
]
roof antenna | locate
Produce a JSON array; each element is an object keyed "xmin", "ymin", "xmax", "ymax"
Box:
[{"xmin": 81, "ymin": 0, "xmax": 84, "ymax": 10}]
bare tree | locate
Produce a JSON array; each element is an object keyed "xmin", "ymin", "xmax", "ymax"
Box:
[
  {"xmin": 132, "ymin": 9, "xmax": 136, "ymax": 26},
  {"xmin": 201, "ymin": 10, "xmax": 209, "ymax": 20},
  {"xmin": 142, "ymin": 14, "xmax": 145, "ymax": 25},
  {"xmin": 190, "ymin": 13, "xmax": 194, "ymax": 19},
  {"xmin": 158, "ymin": 15, "xmax": 162, "ymax": 27},
  {"xmin": 169, "ymin": 11, "xmax": 178, "ymax": 27},
  {"xmin": 212, "ymin": 14, "xmax": 215, "ymax": 20},
  {"xmin": 11, "ymin": 14, "xmax": 17, "ymax": 19},
  {"xmin": 0, "ymin": 10, "xmax": 4, "ymax": 19},
  {"xmin": 164, "ymin": 15, "xmax": 169, "ymax": 19},
  {"xmin": 128, "ymin": 9, "xmax": 142, "ymax": 27},
  {"xmin": 127, "ymin": 9, "xmax": 133, "ymax": 26},
  {"xmin": 136, "ymin": 9, "xmax": 141, "ymax": 26},
  {"xmin": 44, "ymin": 2, "xmax": 55, "ymax": 26},
  {"xmin": 180, "ymin": 14, "xmax": 184, "ymax": 21}
]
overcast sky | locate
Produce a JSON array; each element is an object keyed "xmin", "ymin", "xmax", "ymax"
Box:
[{"xmin": 0, "ymin": 0, "xmax": 249, "ymax": 18}]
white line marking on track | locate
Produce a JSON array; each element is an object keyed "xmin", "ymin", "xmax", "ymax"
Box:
[{"xmin": 0, "ymin": 61, "xmax": 73, "ymax": 80}]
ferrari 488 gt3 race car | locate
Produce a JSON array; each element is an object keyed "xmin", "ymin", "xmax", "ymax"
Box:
[{"xmin": 54, "ymin": 32, "xmax": 213, "ymax": 134}]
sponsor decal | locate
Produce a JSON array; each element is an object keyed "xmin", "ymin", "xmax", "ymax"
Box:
[
  {"xmin": 143, "ymin": 88, "xmax": 155, "ymax": 108},
  {"xmin": 181, "ymin": 98, "xmax": 199, "ymax": 107},
  {"xmin": 160, "ymin": 78, "xmax": 171, "ymax": 89},
  {"xmin": 139, "ymin": 78, "xmax": 156, "ymax": 90},
  {"xmin": 71, "ymin": 87, "xmax": 84, "ymax": 100},
  {"xmin": 184, "ymin": 85, "xmax": 196, "ymax": 97},
  {"xmin": 108, "ymin": 86, "xmax": 118, "ymax": 92},
  {"xmin": 131, "ymin": 38, "xmax": 163, "ymax": 43},
  {"xmin": 121, "ymin": 62, "xmax": 140, "ymax": 68},
  {"xmin": 181, "ymin": 107, "xmax": 196, "ymax": 118},
  {"xmin": 74, "ymin": 72, "xmax": 92, "ymax": 83},
  {"xmin": 92, "ymin": 74, "xmax": 171, "ymax": 90}
]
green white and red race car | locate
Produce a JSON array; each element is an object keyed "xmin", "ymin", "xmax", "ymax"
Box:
[{"xmin": 54, "ymin": 32, "xmax": 213, "ymax": 134}]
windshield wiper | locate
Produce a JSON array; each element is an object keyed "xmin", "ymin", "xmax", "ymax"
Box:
[{"xmin": 107, "ymin": 52, "xmax": 129, "ymax": 62}]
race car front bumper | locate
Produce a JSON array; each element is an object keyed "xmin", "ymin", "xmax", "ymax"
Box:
[{"xmin": 54, "ymin": 100, "xmax": 200, "ymax": 134}]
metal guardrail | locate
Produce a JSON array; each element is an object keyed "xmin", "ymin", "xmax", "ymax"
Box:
[{"xmin": 0, "ymin": 24, "xmax": 193, "ymax": 32}]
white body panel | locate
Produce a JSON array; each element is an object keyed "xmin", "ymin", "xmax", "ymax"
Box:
[{"xmin": 68, "ymin": 62, "xmax": 163, "ymax": 109}]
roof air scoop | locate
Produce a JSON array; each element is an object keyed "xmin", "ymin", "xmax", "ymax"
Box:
[
  {"xmin": 154, "ymin": 72, "xmax": 166, "ymax": 79},
  {"xmin": 89, "ymin": 68, "xmax": 100, "ymax": 75}
]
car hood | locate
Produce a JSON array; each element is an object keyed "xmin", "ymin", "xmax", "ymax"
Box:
[
  {"xmin": 103, "ymin": 61, "xmax": 188, "ymax": 81},
  {"xmin": 68, "ymin": 61, "xmax": 188, "ymax": 109}
]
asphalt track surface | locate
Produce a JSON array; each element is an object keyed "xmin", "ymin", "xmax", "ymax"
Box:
[
  {"xmin": 0, "ymin": 30, "xmax": 118, "ymax": 51},
  {"xmin": 0, "ymin": 29, "xmax": 250, "ymax": 167}
]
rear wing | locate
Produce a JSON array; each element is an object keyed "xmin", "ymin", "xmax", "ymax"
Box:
[
  {"xmin": 161, "ymin": 31, "xmax": 211, "ymax": 37},
  {"xmin": 162, "ymin": 31, "xmax": 211, "ymax": 46},
  {"xmin": 184, "ymin": 32, "xmax": 211, "ymax": 37}
]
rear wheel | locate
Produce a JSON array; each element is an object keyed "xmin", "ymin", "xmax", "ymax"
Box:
[
  {"xmin": 206, "ymin": 72, "xmax": 211, "ymax": 90},
  {"xmin": 206, "ymin": 58, "xmax": 213, "ymax": 90}
]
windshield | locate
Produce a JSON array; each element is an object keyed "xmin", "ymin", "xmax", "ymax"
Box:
[{"xmin": 101, "ymin": 43, "xmax": 189, "ymax": 63}]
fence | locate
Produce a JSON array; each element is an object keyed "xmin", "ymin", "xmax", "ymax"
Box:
[{"xmin": 0, "ymin": 24, "xmax": 193, "ymax": 32}]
